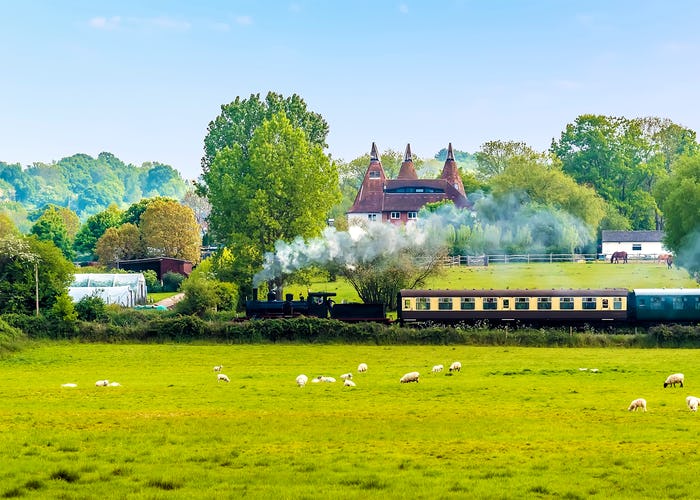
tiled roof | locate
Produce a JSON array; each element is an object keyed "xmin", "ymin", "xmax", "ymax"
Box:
[{"xmin": 601, "ymin": 230, "xmax": 664, "ymax": 242}]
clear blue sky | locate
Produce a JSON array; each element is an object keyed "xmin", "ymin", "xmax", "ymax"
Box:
[{"xmin": 2, "ymin": 1, "xmax": 699, "ymax": 180}]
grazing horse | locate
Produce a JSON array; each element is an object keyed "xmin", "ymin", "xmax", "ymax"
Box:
[
  {"xmin": 666, "ymin": 255, "xmax": 674, "ymax": 269},
  {"xmin": 610, "ymin": 251, "xmax": 628, "ymax": 264},
  {"xmin": 658, "ymin": 253, "xmax": 672, "ymax": 264}
]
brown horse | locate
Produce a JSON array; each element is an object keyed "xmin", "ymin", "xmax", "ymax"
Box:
[
  {"xmin": 610, "ymin": 251, "xmax": 628, "ymax": 264},
  {"xmin": 658, "ymin": 253, "xmax": 672, "ymax": 264}
]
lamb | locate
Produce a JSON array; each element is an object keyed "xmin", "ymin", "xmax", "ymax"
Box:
[
  {"xmin": 449, "ymin": 361, "xmax": 462, "ymax": 373},
  {"xmin": 296, "ymin": 374, "xmax": 309, "ymax": 387},
  {"xmin": 628, "ymin": 398, "xmax": 647, "ymax": 412},
  {"xmin": 344, "ymin": 379, "xmax": 356, "ymax": 387},
  {"xmin": 217, "ymin": 374, "xmax": 230, "ymax": 383},
  {"xmin": 213, "ymin": 365, "xmax": 223, "ymax": 372},
  {"xmin": 61, "ymin": 383, "xmax": 77, "ymax": 388},
  {"xmin": 664, "ymin": 373, "xmax": 684, "ymax": 388},
  {"xmin": 357, "ymin": 363, "xmax": 368, "ymax": 373},
  {"xmin": 687, "ymin": 396, "xmax": 699, "ymax": 412},
  {"xmin": 95, "ymin": 379, "xmax": 109, "ymax": 387},
  {"xmin": 313, "ymin": 376, "xmax": 336, "ymax": 383},
  {"xmin": 108, "ymin": 382, "xmax": 121, "ymax": 387},
  {"xmin": 400, "ymin": 371, "xmax": 420, "ymax": 383},
  {"xmin": 340, "ymin": 373, "xmax": 353, "ymax": 380},
  {"xmin": 432, "ymin": 364, "xmax": 444, "ymax": 373}
]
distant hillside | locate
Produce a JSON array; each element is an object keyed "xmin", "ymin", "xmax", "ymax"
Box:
[{"xmin": 0, "ymin": 152, "xmax": 188, "ymax": 224}]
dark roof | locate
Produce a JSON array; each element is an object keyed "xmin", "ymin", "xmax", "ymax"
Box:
[{"xmin": 601, "ymin": 230, "xmax": 664, "ymax": 242}]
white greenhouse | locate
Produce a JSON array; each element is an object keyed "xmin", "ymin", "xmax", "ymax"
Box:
[{"xmin": 68, "ymin": 273, "xmax": 147, "ymax": 307}]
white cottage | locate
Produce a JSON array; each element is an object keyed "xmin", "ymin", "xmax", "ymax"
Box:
[{"xmin": 601, "ymin": 230, "xmax": 669, "ymax": 260}]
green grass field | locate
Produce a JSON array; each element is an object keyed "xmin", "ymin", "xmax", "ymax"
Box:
[
  {"xmin": 285, "ymin": 261, "xmax": 698, "ymax": 303},
  {"xmin": 2, "ymin": 343, "xmax": 700, "ymax": 498}
]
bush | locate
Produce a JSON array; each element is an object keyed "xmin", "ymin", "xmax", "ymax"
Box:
[
  {"xmin": 75, "ymin": 295, "xmax": 107, "ymax": 322},
  {"xmin": 162, "ymin": 271, "xmax": 185, "ymax": 293},
  {"xmin": 142, "ymin": 269, "xmax": 161, "ymax": 293}
]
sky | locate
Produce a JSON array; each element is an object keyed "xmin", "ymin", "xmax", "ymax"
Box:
[{"xmin": 2, "ymin": 1, "xmax": 700, "ymax": 181}]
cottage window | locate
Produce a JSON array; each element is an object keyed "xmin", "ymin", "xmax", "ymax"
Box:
[
  {"xmin": 369, "ymin": 171, "xmax": 380, "ymax": 178},
  {"xmin": 390, "ymin": 212, "xmax": 400, "ymax": 219},
  {"xmin": 632, "ymin": 244, "xmax": 642, "ymax": 251},
  {"xmin": 407, "ymin": 212, "xmax": 417, "ymax": 220},
  {"xmin": 367, "ymin": 214, "xmax": 377, "ymax": 221}
]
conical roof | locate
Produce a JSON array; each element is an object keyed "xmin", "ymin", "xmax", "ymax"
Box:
[
  {"xmin": 440, "ymin": 143, "xmax": 466, "ymax": 197},
  {"xmin": 397, "ymin": 143, "xmax": 419, "ymax": 180}
]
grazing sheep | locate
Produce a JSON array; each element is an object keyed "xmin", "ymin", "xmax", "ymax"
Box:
[
  {"xmin": 449, "ymin": 361, "xmax": 462, "ymax": 373},
  {"xmin": 357, "ymin": 363, "xmax": 368, "ymax": 373},
  {"xmin": 664, "ymin": 373, "xmax": 684, "ymax": 388},
  {"xmin": 296, "ymin": 374, "xmax": 309, "ymax": 387},
  {"xmin": 217, "ymin": 374, "xmax": 230, "ymax": 383},
  {"xmin": 213, "ymin": 365, "xmax": 223, "ymax": 372},
  {"xmin": 344, "ymin": 379, "xmax": 356, "ymax": 387},
  {"xmin": 95, "ymin": 379, "xmax": 109, "ymax": 387},
  {"xmin": 400, "ymin": 371, "xmax": 420, "ymax": 383},
  {"xmin": 340, "ymin": 373, "xmax": 353, "ymax": 380},
  {"xmin": 687, "ymin": 396, "xmax": 699, "ymax": 412},
  {"xmin": 628, "ymin": 398, "xmax": 647, "ymax": 412},
  {"xmin": 61, "ymin": 383, "xmax": 77, "ymax": 388},
  {"xmin": 313, "ymin": 376, "xmax": 336, "ymax": 383},
  {"xmin": 108, "ymin": 382, "xmax": 121, "ymax": 387},
  {"xmin": 432, "ymin": 364, "xmax": 444, "ymax": 373}
]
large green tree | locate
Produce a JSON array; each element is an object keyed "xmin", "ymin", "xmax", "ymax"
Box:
[
  {"xmin": 30, "ymin": 205, "xmax": 75, "ymax": 260},
  {"xmin": 204, "ymin": 111, "xmax": 340, "ymax": 291},
  {"xmin": 140, "ymin": 199, "xmax": 201, "ymax": 263},
  {"xmin": 475, "ymin": 140, "xmax": 543, "ymax": 180},
  {"xmin": 73, "ymin": 205, "xmax": 123, "ymax": 258}
]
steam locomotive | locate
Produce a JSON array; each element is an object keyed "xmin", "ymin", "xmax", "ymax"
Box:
[{"xmin": 246, "ymin": 287, "xmax": 700, "ymax": 326}]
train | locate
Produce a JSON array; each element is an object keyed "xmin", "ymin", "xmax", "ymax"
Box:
[{"xmin": 245, "ymin": 287, "xmax": 700, "ymax": 326}]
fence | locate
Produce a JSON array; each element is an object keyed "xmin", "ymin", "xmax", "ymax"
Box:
[{"xmin": 442, "ymin": 254, "xmax": 671, "ymax": 267}]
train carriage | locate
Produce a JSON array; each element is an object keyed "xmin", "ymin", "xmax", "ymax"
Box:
[
  {"xmin": 630, "ymin": 288, "xmax": 700, "ymax": 323},
  {"xmin": 397, "ymin": 288, "xmax": 630, "ymax": 325}
]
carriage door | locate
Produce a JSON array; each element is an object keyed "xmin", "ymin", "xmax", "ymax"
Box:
[
  {"xmin": 602, "ymin": 299, "xmax": 609, "ymax": 310},
  {"xmin": 502, "ymin": 299, "xmax": 510, "ymax": 310}
]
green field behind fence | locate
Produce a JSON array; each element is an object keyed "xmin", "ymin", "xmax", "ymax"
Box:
[{"xmin": 1, "ymin": 343, "xmax": 699, "ymax": 499}]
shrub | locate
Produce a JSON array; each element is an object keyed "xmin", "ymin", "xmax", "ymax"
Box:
[
  {"xmin": 74, "ymin": 295, "xmax": 107, "ymax": 322},
  {"xmin": 162, "ymin": 271, "xmax": 185, "ymax": 292}
]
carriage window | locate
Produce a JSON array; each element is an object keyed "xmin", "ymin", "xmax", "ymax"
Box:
[
  {"xmin": 613, "ymin": 298, "xmax": 623, "ymax": 310},
  {"xmin": 582, "ymin": 297, "xmax": 597, "ymax": 310},
  {"xmin": 416, "ymin": 297, "xmax": 431, "ymax": 310},
  {"xmin": 537, "ymin": 297, "xmax": 552, "ymax": 310},
  {"xmin": 404, "ymin": 299, "xmax": 411, "ymax": 309},
  {"xmin": 515, "ymin": 297, "xmax": 530, "ymax": 310},
  {"xmin": 638, "ymin": 298, "xmax": 647, "ymax": 309},
  {"xmin": 673, "ymin": 297, "xmax": 684, "ymax": 310},
  {"xmin": 602, "ymin": 299, "xmax": 609, "ymax": 309},
  {"xmin": 632, "ymin": 244, "xmax": 642, "ymax": 251},
  {"xmin": 461, "ymin": 297, "xmax": 475, "ymax": 310},
  {"xmin": 560, "ymin": 297, "xmax": 574, "ymax": 310},
  {"xmin": 438, "ymin": 297, "xmax": 453, "ymax": 310},
  {"xmin": 694, "ymin": 297, "xmax": 700, "ymax": 311},
  {"xmin": 650, "ymin": 297, "xmax": 663, "ymax": 310},
  {"xmin": 483, "ymin": 297, "xmax": 498, "ymax": 310}
]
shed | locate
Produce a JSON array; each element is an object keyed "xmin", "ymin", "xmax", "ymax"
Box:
[
  {"xmin": 601, "ymin": 230, "xmax": 669, "ymax": 259},
  {"xmin": 115, "ymin": 257, "xmax": 192, "ymax": 280}
]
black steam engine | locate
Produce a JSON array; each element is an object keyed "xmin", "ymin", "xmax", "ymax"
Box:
[{"xmin": 245, "ymin": 289, "xmax": 388, "ymax": 322}]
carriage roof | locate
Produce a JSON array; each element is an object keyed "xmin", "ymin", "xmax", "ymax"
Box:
[
  {"xmin": 400, "ymin": 289, "xmax": 630, "ymax": 298},
  {"xmin": 633, "ymin": 288, "xmax": 700, "ymax": 296}
]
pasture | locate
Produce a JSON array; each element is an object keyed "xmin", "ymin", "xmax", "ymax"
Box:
[
  {"xmin": 2, "ymin": 343, "xmax": 700, "ymax": 498},
  {"xmin": 286, "ymin": 261, "xmax": 698, "ymax": 303}
]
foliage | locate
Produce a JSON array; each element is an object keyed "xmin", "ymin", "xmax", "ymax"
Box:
[
  {"xmin": 139, "ymin": 199, "xmax": 201, "ymax": 263},
  {"xmin": 475, "ymin": 140, "xmax": 544, "ymax": 179},
  {"xmin": 95, "ymin": 223, "xmax": 144, "ymax": 266},
  {"xmin": 142, "ymin": 269, "xmax": 160, "ymax": 292},
  {"xmin": 0, "ymin": 211, "xmax": 20, "ymax": 237},
  {"xmin": 30, "ymin": 205, "xmax": 75, "ymax": 260},
  {"xmin": 162, "ymin": 271, "xmax": 185, "ymax": 293},
  {"xmin": 176, "ymin": 278, "xmax": 221, "ymax": 317},
  {"xmin": 120, "ymin": 196, "xmax": 175, "ymax": 226},
  {"xmin": 73, "ymin": 204, "xmax": 123, "ymax": 258},
  {"xmin": 74, "ymin": 295, "xmax": 108, "ymax": 322}
]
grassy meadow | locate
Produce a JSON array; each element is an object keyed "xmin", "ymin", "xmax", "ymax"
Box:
[{"xmin": 2, "ymin": 343, "xmax": 700, "ymax": 498}]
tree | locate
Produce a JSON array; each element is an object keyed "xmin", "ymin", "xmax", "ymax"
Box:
[
  {"xmin": 475, "ymin": 140, "xmax": 542, "ymax": 180},
  {"xmin": 139, "ymin": 199, "xmax": 201, "ymax": 263},
  {"xmin": 30, "ymin": 205, "xmax": 75, "ymax": 260},
  {"xmin": 95, "ymin": 223, "xmax": 144, "ymax": 266},
  {"xmin": 201, "ymin": 92, "xmax": 329, "ymax": 175},
  {"xmin": 73, "ymin": 204, "xmax": 123, "ymax": 258},
  {"xmin": 121, "ymin": 197, "xmax": 175, "ymax": 226},
  {"xmin": 654, "ymin": 155, "xmax": 700, "ymax": 274},
  {"xmin": 0, "ymin": 212, "xmax": 19, "ymax": 237},
  {"xmin": 204, "ymin": 112, "xmax": 340, "ymax": 292}
]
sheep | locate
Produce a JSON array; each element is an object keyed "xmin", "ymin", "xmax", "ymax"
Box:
[
  {"xmin": 432, "ymin": 364, "xmax": 444, "ymax": 373},
  {"xmin": 95, "ymin": 379, "xmax": 109, "ymax": 387},
  {"xmin": 664, "ymin": 373, "xmax": 684, "ymax": 388},
  {"xmin": 357, "ymin": 363, "xmax": 368, "ymax": 373},
  {"xmin": 687, "ymin": 396, "xmax": 699, "ymax": 412},
  {"xmin": 340, "ymin": 373, "xmax": 353, "ymax": 380},
  {"xmin": 61, "ymin": 383, "xmax": 77, "ymax": 388},
  {"xmin": 296, "ymin": 374, "xmax": 309, "ymax": 387},
  {"xmin": 344, "ymin": 379, "xmax": 356, "ymax": 387},
  {"xmin": 449, "ymin": 361, "xmax": 462, "ymax": 373},
  {"xmin": 313, "ymin": 376, "xmax": 336, "ymax": 383},
  {"xmin": 213, "ymin": 365, "xmax": 223, "ymax": 372},
  {"xmin": 108, "ymin": 382, "xmax": 121, "ymax": 387},
  {"xmin": 217, "ymin": 374, "xmax": 230, "ymax": 383},
  {"xmin": 400, "ymin": 371, "xmax": 420, "ymax": 383},
  {"xmin": 628, "ymin": 398, "xmax": 647, "ymax": 412}
]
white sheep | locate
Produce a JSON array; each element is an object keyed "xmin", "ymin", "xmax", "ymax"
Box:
[
  {"xmin": 213, "ymin": 365, "xmax": 223, "ymax": 372},
  {"xmin": 449, "ymin": 361, "xmax": 462, "ymax": 373},
  {"xmin": 108, "ymin": 382, "xmax": 121, "ymax": 387},
  {"xmin": 432, "ymin": 364, "xmax": 444, "ymax": 373},
  {"xmin": 344, "ymin": 379, "xmax": 356, "ymax": 387},
  {"xmin": 664, "ymin": 373, "xmax": 684, "ymax": 388},
  {"xmin": 95, "ymin": 379, "xmax": 109, "ymax": 387},
  {"xmin": 687, "ymin": 396, "xmax": 699, "ymax": 412},
  {"xmin": 628, "ymin": 398, "xmax": 647, "ymax": 412},
  {"xmin": 313, "ymin": 376, "xmax": 336, "ymax": 383},
  {"xmin": 340, "ymin": 373, "xmax": 353, "ymax": 380},
  {"xmin": 296, "ymin": 374, "xmax": 309, "ymax": 387},
  {"xmin": 400, "ymin": 371, "xmax": 420, "ymax": 383},
  {"xmin": 357, "ymin": 363, "xmax": 368, "ymax": 373},
  {"xmin": 217, "ymin": 373, "xmax": 230, "ymax": 383},
  {"xmin": 61, "ymin": 383, "xmax": 77, "ymax": 388}
]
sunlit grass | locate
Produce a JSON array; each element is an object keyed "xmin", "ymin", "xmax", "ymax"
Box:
[{"xmin": 2, "ymin": 343, "xmax": 700, "ymax": 498}]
